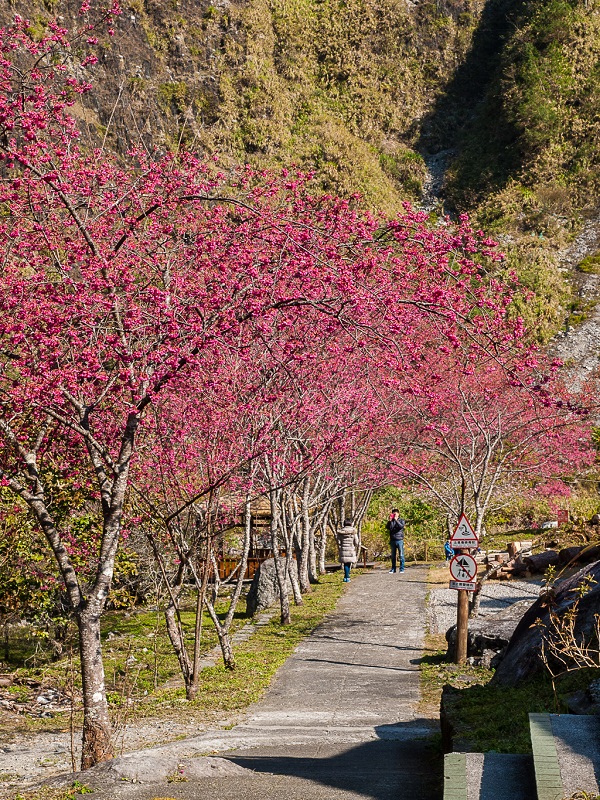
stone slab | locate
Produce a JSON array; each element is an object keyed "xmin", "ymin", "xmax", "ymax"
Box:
[
  {"xmin": 551, "ymin": 713, "xmax": 600, "ymax": 798},
  {"xmin": 464, "ymin": 752, "xmax": 535, "ymax": 800}
]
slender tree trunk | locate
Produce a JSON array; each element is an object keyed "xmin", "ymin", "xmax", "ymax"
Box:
[
  {"xmin": 308, "ymin": 525, "xmax": 318, "ymax": 584},
  {"xmin": 204, "ymin": 593, "xmax": 237, "ymax": 670},
  {"xmin": 280, "ymin": 499, "xmax": 302, "ymax": 605},
  {"xmin": 287, "ymin": 556, "xmax": 303, "ymax": 604},
  {"xmin": 269, "ymin": 489, "xmax": 291, "ymax": 625},
  {"xmin": 164, "ymin": 592, "xmax": 193, "ymax": 689},
  {"xmin": 219, "ymin": 631, "xmax": 235, "ymax": 669},
  {"xmin": 298, "ymin": 479, "xmax": 312, "ymax": 593},
  {"xmin": 318, "ymin": 523, "xmax": 328, "ymax": 575},
  {"xmin": 77, "ymin": 605, "xmax": 113, "ymax": 769},
  {"xmin": 474, "ymin": 503, "xmax": 484, "ymax": 539},
  {"xmin": 188, "ymin": 574, "xmax": 207, "ymax": 701},
  {"xmin": 204, "ymin": 496, "xmax": 254, "ymax": 671}
]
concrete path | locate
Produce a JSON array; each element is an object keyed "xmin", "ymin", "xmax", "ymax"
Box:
[{"xmin": 59, "ymin": 566, "xmax": 441, "ymax": 800}]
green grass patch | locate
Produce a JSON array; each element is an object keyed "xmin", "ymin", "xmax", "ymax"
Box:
[
  {"xmin": 578, "ymin": 254, "xmax": 600, "ymax": 274},
  {"xmin": 149, "ymin": 574, "xmax": 345, "ymax": 715},
  {"xmin": 423, "ymin": 565, "xmax": 600, "ymax": 753},
  {"xmin": 1, "ymin": 575, "xmax": 345, "ymax": 736},
  {"xmin": 419, "ymin": 633, "xmax": 493, "ymax": 714},
  {"xmin": 14, "ymin": 781, "xmax": 93, "ymax": 800},
  {"xmin": 441, "ymin": 667, "xmax": 600, "ymax": 753},
  {"xmin": 421, "ymin": 630, "xmax": 600, "ymax": 753}
]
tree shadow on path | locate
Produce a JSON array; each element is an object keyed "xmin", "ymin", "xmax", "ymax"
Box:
[{"xmin": 227, "ymin": 721, "xmax": 442, "ymax": 800}]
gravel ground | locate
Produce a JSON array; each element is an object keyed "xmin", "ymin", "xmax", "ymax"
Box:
[{"xmin": 427, "ymin": 579, "xmax": 544, "ymax": 636}]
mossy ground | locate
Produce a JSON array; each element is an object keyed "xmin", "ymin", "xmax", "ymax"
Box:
[
  {"xmin": 440, "ymin": 667, "xmax": 600, "ymax": 754},
  {"xmin": 422, "ymin": 563, "xmax": 600, "ymax": 753}
]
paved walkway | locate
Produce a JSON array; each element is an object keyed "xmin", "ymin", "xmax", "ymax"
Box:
[{"xmin": 64, "ymin": 566, "xmax": 441, "ymax": 800}]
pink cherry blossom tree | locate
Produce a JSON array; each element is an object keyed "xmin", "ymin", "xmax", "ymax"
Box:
[
  {"xmin": 0, "ymin": 14, "xmax": 534, "ymax": 767},
  {"xmin": 383, "ymin": 353, "xmax": 594, "ymax": 538}
]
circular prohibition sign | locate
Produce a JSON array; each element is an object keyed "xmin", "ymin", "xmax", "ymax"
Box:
[{"xmin": 449, "ymin": 553, "xmax": 477, "ymax": 583}]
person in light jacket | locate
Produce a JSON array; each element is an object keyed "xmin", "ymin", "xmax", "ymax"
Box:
[{"xmin": 336, "ymin": 519, "xmax": 359, "ymax": 582}]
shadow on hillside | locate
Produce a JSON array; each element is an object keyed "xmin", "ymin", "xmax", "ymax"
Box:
[
  {"xmin": 416, "ymin": 0, "xmax": 526, "ymax": 207},
  {"xmin": 227, "ymin": 720, "xmax": 442, "ymax": 800}
]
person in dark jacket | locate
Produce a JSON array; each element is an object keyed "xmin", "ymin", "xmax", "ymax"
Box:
[{"xmin": 387, "ymin": 509, "xmax": 405, "ymax": 573}]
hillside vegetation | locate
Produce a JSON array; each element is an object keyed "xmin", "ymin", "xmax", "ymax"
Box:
[
  {"xmin": 5, "ymin": 0, "xmax": 600, "ymax": 336},
  {"xmin": 3, "ymin": 0, "xmax": 485, "ymax": 214}
]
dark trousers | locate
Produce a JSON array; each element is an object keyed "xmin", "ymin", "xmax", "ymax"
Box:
[{"xmin": 391, "ymin": 540, "xmax": 405, "ymax": 571}]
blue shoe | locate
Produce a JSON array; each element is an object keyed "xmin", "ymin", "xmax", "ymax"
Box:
[
  {"xmin": 388, "ymin": 569, "xmax": 396, "ymax": 573},
  {"xmin": 343, "ymin": 577, "xmax": 350, "ymax": 582},
  {"xmin": 399, "ymin": 569, "xmax": 405, "ymax": 573}
]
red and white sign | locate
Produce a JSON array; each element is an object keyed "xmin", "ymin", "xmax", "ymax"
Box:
[
  {"xmin": 449, "ymin": 513, "xmax": 479, "ymax": 549},
  {"xmin": 449, "ymin": 580, "xmax": 477, "ymax": 592},
  {"xmin": 557, "ymin": 509, "xmax": 569, "ymax": 525},
  {"xmin": 449, "ymin": 553, "xmax": 478, "ymax": 583}
]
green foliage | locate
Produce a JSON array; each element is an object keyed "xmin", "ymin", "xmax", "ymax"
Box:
[
  {"xmin": 442, "ymin": 0, "xmax": 600, "ymax": 278},
  {"xmin": 158, "ymin": 81, "xmax": 189, "ymax": 115},
  {"xmin": 0, "ymin": 470, "xmax": 141, "ymax": 664},
  {"xmin": 13, "ymin": 781, "xmax": 93, "ymax": 800},
  {"xmin": 499, "ymin": 238, "xmax": 569, "ymax": 343},
  {"xmin": 362, "ymin": 486, "xmax": 444, "ymax": 559},
  {"xmin": 379, "ymin": 149, "xmax": 427, "ymax": 197},
  {"xmin": 578, "ymin": 253, "xmax": 600, "ymax": 274},
  {"xmin": 86, "ymin": 0, "xmax": 483, "ymax": 213}
]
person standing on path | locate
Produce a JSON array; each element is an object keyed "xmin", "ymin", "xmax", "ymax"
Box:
[
  {"xmin": 387, "ymin": 509, "xmax": 406, "ymax": 573},
  {"xmin": 336, "ymin": 519, "xmax": 359, "ymax": 582}
]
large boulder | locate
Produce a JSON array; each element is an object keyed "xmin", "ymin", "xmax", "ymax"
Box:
[
  {"xmin": 566, "ymin": 677, "xmax": 600, "ymax": 715},
  {"xmin": 446, "ymin": 599, "xmax": 534, "ymax": 661},
  {"xmin": 491, "ymin": 560, "xmax": 600, "ymax": 686},
  {"xmin": 246, "ymin": 558, "xmax": 295, "ymax": 616}
]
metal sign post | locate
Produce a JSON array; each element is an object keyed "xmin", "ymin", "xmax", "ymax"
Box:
[{"xmin": 448, "ymin": 514, "xmax": 478, "ymax": 664}]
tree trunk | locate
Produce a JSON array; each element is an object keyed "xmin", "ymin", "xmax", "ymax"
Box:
[
  {"xmin": 204, "ymin": 595, "xmax": 237, "ymax": 670},
  {"xmin": 298, "ymin": 479, "xmax": 312, "ymax": 593},
  {"xmin": 164, "ymin": 596, "xmax": 193, "ymax": 691},
  {"xmin": 318, "ymin": 524, "xmax": 327, "ymax": 575},
  {"xmin": 280, "ymin": 498, "xmax": 302, "ymax": 605},
  {"xmin": 287, "ymin": 556, "xmax": 303, "ymax": 605},
  {"xmin": 269, "ymin": 490, "xmax": 291, "ymax": 625},
  {"xmin": 203, "ymin": 500, "xmax": 254, "ymax": 672},
  {"xmin": 78, "ymin": 605, "xmax": 113, "ymax": 769},
  {"xmin": 189, "ymin": 558, "xmax": 210, "ymax": 701},
  {"xmin": 308, "ymin": 525, "xmax": 318, "ymax": 584},
  {"xmin": 219, "ymin": 630, "xmax": 235, "ymax": 670}
]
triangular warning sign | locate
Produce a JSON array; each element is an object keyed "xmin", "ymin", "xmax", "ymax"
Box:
[{"xmin": 449, "ymin": 513, "xmax": 478, "ymax": 544}]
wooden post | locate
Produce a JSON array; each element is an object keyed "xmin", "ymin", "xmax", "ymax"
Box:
[
  {"xmin": 455, "ymin": 544, "xmax": 471, "ymax": 665},
  {"xmin": 456, "ymin": 588, "xmax": 469, "ymax": 664}
]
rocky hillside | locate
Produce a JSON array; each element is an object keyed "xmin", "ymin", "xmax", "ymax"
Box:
[
  {"xmin": 4, "ymin": 0, "xmax": 600, "ymax": 348},
  {"xmin": 2, "ymin": 0, "xmax": 488, "ymax": 215}
]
